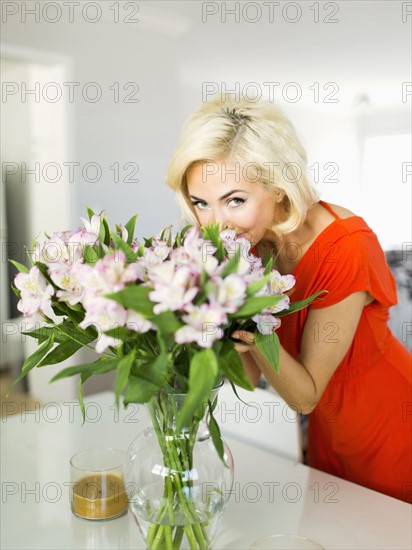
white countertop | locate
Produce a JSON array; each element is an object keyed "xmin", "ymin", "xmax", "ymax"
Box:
[{"xmin": 1, "ymin": 391, "xmax": 410, "ymax": 550}]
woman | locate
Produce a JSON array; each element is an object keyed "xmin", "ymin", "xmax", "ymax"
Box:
[{"xmin": 166, "ymin": 96, "xmax": 412, "ymax": 503}]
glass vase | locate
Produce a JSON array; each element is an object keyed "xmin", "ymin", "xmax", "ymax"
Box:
[{"xmin": 124, "ymin": 387, "xmax": 234, "ymax": 550}]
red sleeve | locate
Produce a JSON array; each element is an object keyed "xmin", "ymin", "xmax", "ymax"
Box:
[{"xmin": 308, "ymin": 220, "xmax": 397, "ymax": 310}]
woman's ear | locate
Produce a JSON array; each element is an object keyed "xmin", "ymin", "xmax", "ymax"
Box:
[{"xmin": 274, "ymin": 189, "xmax": 285, "ymax": 203}]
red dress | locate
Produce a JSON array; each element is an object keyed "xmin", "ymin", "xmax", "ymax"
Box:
[{"xmin": 276, "ymin": 201, "xmax": 412, "ymax": 503}]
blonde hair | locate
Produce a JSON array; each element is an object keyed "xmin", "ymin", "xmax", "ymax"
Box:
[{"xmin": 166, "ymin": 95, "xmax": 318, "ymax": 235}]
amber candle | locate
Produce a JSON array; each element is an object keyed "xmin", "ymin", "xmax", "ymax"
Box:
[{"xmin": 70, "ymin": 448, "xmax": 128, "ymax": 521}]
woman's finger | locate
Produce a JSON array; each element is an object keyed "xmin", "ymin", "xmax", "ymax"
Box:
[
  {"xmin": 231, "ymin": 330, "xmax": 255, "ymax": 345},
  {"xmin": 233, "ymin": 342, "xmax": 253, "ymax": 354}
]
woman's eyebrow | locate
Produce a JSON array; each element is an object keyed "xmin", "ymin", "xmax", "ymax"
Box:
[{"xmin": 190, "ymin": 189, "xmax": 248, "ymax": 201}]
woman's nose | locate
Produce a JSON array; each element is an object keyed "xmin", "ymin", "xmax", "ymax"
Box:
[{"xmin": 211, "ymin": 210, "xmax": 232, "ymax": 230}]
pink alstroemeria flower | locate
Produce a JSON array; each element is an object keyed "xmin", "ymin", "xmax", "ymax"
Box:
[
  {"xmin": 79, "ymin": 298, "xmax": 127, "ymax": 353},
  {"xmin": 80, "ymin": 214, "xmax": 101, "ymax": 239},
  {"xmin": 126, "ymin": 310, "xmax": 153, "ymax": 333},
  {"xmin": 181, "ymin": 227, "xmax": 219, "ymax": 275},
  {"xmin": 50, "ymin": 265, "xmax": 83, "ymax": 306},
  {"xmin": 252, "ymin": 313, "xmax": 281, "ymax": 335},
  {"xmin": 15, "ymin": 266, "xmax": 54, "ymax": 317},
  {"xmin": 268, "ymin": 294, "xmax": 291, "ymax": 314},
  {"xmin": 75, "ymin": 251, "xmax": 140, "ymax": 306},
  {"xmin": 211, "ymin": 274, "xmax": 247, "ymax": 314},
  {"xmin": 175, "ymin": 304, "xmax": 227, "ymax": 348},
  {"xmin": 269, "ymin": 270, "xmax": 296, "ymax": 294},
  {"xmin": 148, "ymin": 262, "xmax": 198, "ymax": 314}
]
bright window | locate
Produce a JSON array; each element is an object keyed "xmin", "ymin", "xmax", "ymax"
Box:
[{"xmin": 360, "ymin": 134, "xmax": 411, "ymax": 250}]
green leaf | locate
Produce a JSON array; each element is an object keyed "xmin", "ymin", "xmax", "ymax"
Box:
[
  {"xmin": 78, "ymin": 377, "xmax": 87, "ymax": 424},
  {"xmin": 50, "ymin": 302, "xmax": 84, "ymax": 324},
  {"xmin": 125, "ymin": 214, "xmax": 138, "ymax": 244},
  {"xmin": 115, "ymin": 349, "xmax": 136, "ymax": 404},
  {"xmin": 277, "ymin": 290, "xmax": 328, "ymax": 316},
  {"xmin": 255, "ymin": 331, "xmax": 280, "ymax": 373},
  {"xmin": 110, "ymin": 233, "xmax": 138, "ymax": 263},
  {"xmin": 50, "ymin": 357, "xmax": 119, "ymax": 382},
  {"xmin": 98, "ymin": 219, "xmax": 106, "ymax": 245},
  {"xmin": 219, "ymin": 341, "xmax": 254, "ymax": 390},
  {"xmin": 104, "ymin": 326, "xmax": 140, "ymax": 343},
  {"xmin": 201, "ymin": 223, "xmax": 225, "ymax": 261},
  {"xmin": 23, "ymin": 320, "xmax": 94, "ymax": 351},
  {"xmin": 35, "ymin": 324, "xmax": 96, "ymax": 366},
  {"xmin": 11, "ymin": 285, "xmax": 20, "ymax": 298},
  {"xmin": 123, "ymin": 375, "xmax": 159, "ymax": 405},
  {"xmin": 177, "ymin": 349, "xmax": 219, "ymax": 431},
  {"xmin": 138, "ymin": 350, "xmax": 169, "ymax": 387},
  {"xmin": 123, "ymin": 348, "xmax": 169, "ymax": 405},
  {"xmin": 86, "ymin": 205, "xmax": 95, "ymax": 220},
  {"xmin": 263, "ymin": 256, "xmax": 274, "ymax": 274},
  {"xmin": 148, "ymin": 311, "xmax": 182, "ymax": 334},
  {"xmin": 12, "ymin": 335, "xmax": 55, "ymax": 386},
  {"xmin": 38, "ymin": 340, "xmax": 84, "ymax": 366},
  {"xmin": 230, "ymin": 294, "xmax": 285, "ymax": 319},
  {"xmin": 102, "ymin": 216, "xmax": 111, "ymax": 247},
  {"xmin": 106, "ymin": 286, "xmax": 154, "ymax": 316},
  {"xmin": 21, "ymin": 326, "xmax": 66, "ymax": 344},
  {"xmin": 9, "ymin": 259, "xmax": 29, "ymax": 273},
  {"xmin": 208, "ymin": 407, "xmax": 225, "ymax": 463},
  {"xmin": 57, "ymin": 322, "xmax": 96, "ymax": 345},
  {"xmin": 83, "ymin": 245, "xmax": 100, "ymax": 265},
  {"xmin": 220, "ymin": 246, "xmax": 241, "ymax": 277},
  {"xmin": 137, "ymin": 242, "xmax": 146, "ymax": 257}
]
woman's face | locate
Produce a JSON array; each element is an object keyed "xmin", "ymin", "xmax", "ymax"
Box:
[{"xmin": 186, "ymin": 161, "xmax": 279, "ymax": 246}]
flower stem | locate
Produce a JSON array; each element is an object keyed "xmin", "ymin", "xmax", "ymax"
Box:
[
  {"xmin": 144, "ymin": 392, "xmax": 212, "ymax": 550},
  {"xmin": 173, "ymin": 527, "xmax": 184, "ymax": 549}
]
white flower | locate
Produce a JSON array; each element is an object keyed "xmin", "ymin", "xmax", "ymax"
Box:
[
  {"xmin": 80, "ymin": 214, "xmax": 101, "ymax": 239},
  {"xmin": 268, "ymin": 294, "xmax": 291, "ymax": 314},
  {"xmin": 79, "ymin": 298, "xmax": 127, "ymax": 353},
  {"xmin": 126, "ymin": 310, "xmax": 152, "ymax": 333},
  {"xmin": 149, "ymin": 263, "xmax": 198, "ymax": 314},
  {"xmin": 32, "ymin": 227, "xmax": 100, "ymax": 269},
  {"xmin": 211, "ymin": 274, "xmax": 247, "ymax": 314},
  {"xmin": 252, "ymin": 314, "xmax": 281, "ymax": 335},
  {"xmin": 175, "ymin": 304, "xmax": 227, "ymax": 348},
  {"xmin": 182, "ymin": 227, "xmax": 219, "ymax": 275},
  {"xmin": 74, "ymin": 251, "xmax": 140, "ymax": 306},
  {"xmin": 269, "ymin": 271, "xmax": 296, "ymax": 294},
  {"xmin": 50, "ymin": 265, "xmax": 83, "ymax": 305},
  {"xmin": 15, "ymin": 267, "xmax": 54, "ymax": 317}
]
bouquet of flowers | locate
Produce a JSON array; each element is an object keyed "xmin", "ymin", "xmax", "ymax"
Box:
[{"xmin": 11, "ymin": 208, "xmax": 323, "ymax": 549}]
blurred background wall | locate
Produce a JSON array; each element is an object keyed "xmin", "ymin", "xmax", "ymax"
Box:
[{"xmin": 1, "ymin": 0, "xmax": 411, "ymax": 399}]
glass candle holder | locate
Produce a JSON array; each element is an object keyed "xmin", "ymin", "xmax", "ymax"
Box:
[{"xmin": 70, "ymin": 448, "xmax": 128, "ymax": 521}]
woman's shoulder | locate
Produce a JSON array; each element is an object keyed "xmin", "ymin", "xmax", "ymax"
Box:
[{"xmin": 321, "ymin": 201, "xmax": 358, "ymax": 220}]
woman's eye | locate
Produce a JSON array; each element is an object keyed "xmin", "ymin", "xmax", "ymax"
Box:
[
  {"xmin": 191, "ymin": 200, "xmax": 208, "ymax": 210},
  {"xmin": 228, "ymin": 197, "xmax": 245, "ymax": 207}
]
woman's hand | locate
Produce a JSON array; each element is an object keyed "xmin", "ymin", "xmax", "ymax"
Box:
[{"xmin": 231, "ymin": 330, "xmax": 256, "ymax": 353}]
